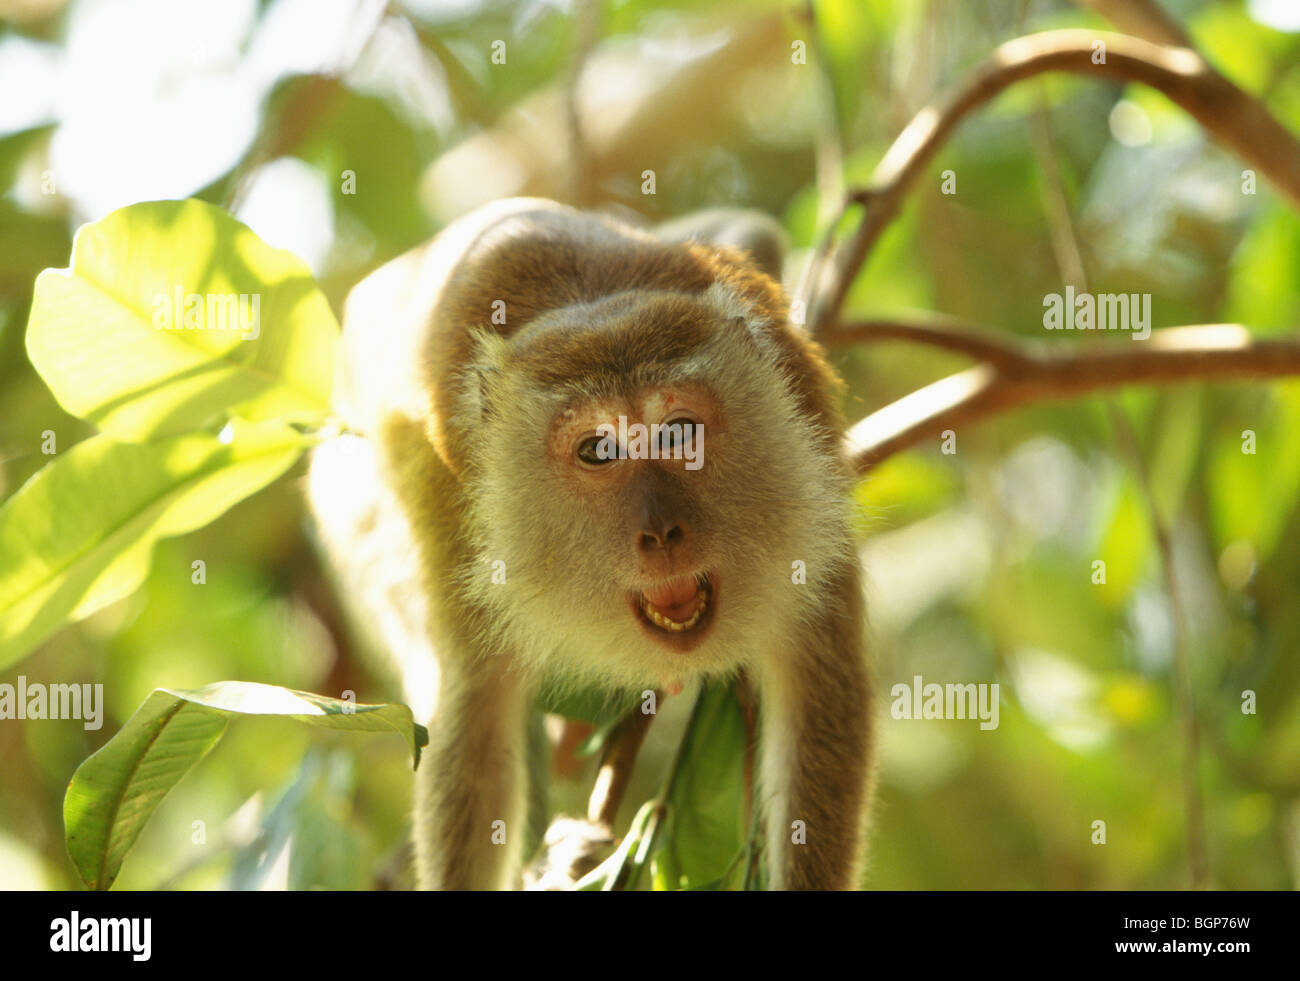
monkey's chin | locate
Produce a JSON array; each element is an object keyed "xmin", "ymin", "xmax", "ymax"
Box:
[{"xmin": 629, "ymin": 572, "xmax": 718, "ymax": 653}]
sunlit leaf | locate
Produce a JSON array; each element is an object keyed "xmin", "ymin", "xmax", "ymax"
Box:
[
  {"xmin": 0, "ymin": 420, "xmax": 308, "ymax": 668},
  {"xmin": 1190, "ymin": 4, "xmax": 1286, "ymax": 94},
  {"xmin": 853, "ymin": 453, "xmax": 959, "ymax": 533},
  {"xmin": 26, "ymin": 198, "xmax": 337, "ymax": 440}
]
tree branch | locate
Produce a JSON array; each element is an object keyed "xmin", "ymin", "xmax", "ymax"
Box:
[
  {"xmin": 825, "ymin": 316, "xmax": 1038, "ymax": 372},
  {"xmin": 809, "ymin": 29, "xmax": 1300, "ymax": 335},
  {"xmin": 846, "ymin": 324, "xmax": 1300, "ymax": 474}
]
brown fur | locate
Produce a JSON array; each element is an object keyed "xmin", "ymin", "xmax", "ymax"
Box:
[
  {"xmin": 418, "ymin": 203, "xmax": 845, "ymax": 472},
  {"xmin": 308, "ymin": 199, "xmax": 873, "ymax": 890}
]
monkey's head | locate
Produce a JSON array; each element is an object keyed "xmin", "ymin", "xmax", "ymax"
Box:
[{"xmin": 454, "ymin": 280, "xmax": 856, "ymax": 688}]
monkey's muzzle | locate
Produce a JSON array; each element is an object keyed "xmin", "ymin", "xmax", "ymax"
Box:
[{"xmin": 632, "ymin": 572, "xmax": 715, "ymax": 646}]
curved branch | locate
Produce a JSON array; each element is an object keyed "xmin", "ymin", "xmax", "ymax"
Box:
[
  {"xmin": 810, "ymin": 29, "xmax": 1300, "ymax": 334},
  {"xmin": 847, "ymin": 325, "xmax": 1300, "ymax": 474},
  {"xmin": 826, "ymin": 316, "xmax": 1038, "ymax": 372}
]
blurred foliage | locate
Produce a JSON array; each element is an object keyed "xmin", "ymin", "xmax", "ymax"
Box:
[
  {"xmin": 1, "ymin": 0, "xmax": 1299, "ymax": 890},
  {"xmin": 63, "ymin": 681, "xmax": 423, "ymax": 890}
]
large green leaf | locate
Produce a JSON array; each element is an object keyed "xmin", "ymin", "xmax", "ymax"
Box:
[
  {"xmin": 0, "ymin": 420, "xmax": 308, "ymax": 668},
  {"xmin": 26, "ymin": 198, "xmax": 337, "ymax": 440},
  {"xmin": 651, "ymin": 681, "xmax": 749, "ymax": 890},
  {"xmin": 64, "ymin": 681, "xmax": 427, "ymax": 890}
]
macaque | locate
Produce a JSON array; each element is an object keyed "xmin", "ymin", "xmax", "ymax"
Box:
[{"xmin": 308, "ymin": 198, "xmax": 873, "ymax": 890}]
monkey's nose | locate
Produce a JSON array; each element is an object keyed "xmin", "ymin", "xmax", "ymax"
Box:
[{"xmin": 637, "ymin": 520, "xmax": 687, "ymax": 555}]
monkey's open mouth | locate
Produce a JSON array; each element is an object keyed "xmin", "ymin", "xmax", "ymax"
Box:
[{"xmin": 631, "ymin": 572, "xmax": 716, "ymax": 647}]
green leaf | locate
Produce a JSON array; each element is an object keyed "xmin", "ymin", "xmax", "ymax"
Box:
[
  {"xmin": 535, "ymin": 676, "xmax": 638, "ymax": 728},
  {"xmin": 26, "ymin": 198, "xmax": 338, "ymax": 440},
  {"xmin": 0, "ymin": 420, "xmax": 308, "ymax": 669},
  {"xmin": 291, "ymin": 84, "xmax": 429, "ymax": 247},
  {"xmin": 652, "ymin": 681, "xmax": 748, "ymax": 890},
  {"xmin": 64, "ymin": 681, "xmax": 428, "ymax": 890}
]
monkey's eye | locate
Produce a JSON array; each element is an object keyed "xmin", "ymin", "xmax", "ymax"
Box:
[
  {"xmin": 576, "ymin": 434, "xmax": 618, "ymax": 466},
  {"xmin": 658, "ymin": 416, "xmax": 701, "ymax": 454}
]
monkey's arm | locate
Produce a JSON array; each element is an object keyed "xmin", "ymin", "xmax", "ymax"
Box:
[
  {"xmin": 415, "ymin": 652, "xmax": 530, "ymax": 890},
  {"xmin": 313, "ymin": 386, "xmax": 533, "ymax": 889},
  {"xmin": 757, "ymin": 564, "xmax": 873, "ymax": 890},
  {"xmin": 379, "ymin": 414, "xmax": 533, "ymax": 891}
]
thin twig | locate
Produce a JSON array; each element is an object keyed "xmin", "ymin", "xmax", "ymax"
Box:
[
  {"xmin": 1105, "ymin": 401, "xmax": 1209, "ymax": 887},
  {"xmin": 790, "ymin": 187, "xmax": 860, "ymax": 329},
  {"xmin": 788, "ymin": 0, "xmax": 850, "ymax": 328}
]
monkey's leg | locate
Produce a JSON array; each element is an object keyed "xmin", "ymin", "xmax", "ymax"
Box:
[
  {"xmin": 757, "ymin": 569, "xmax": 873, "ymax": 890},
  {"xmin": 414, "ymin": 651, "xmax": 530, "ymax": 890}
]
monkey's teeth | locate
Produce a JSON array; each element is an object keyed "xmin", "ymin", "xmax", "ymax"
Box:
[{"xmin": 641, "ymin": 589, "xmax": 708, "ymax": 632}]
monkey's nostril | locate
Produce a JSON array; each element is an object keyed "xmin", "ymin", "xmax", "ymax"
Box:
[{"xmin": 638, "ymin": 523, "xmax": 685, "ymax": 553}]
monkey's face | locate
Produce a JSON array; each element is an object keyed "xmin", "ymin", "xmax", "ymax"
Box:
[
  {"xmin": 547, "ymin": 381, "xmax": 722, "ymax": 655},
  {"xmin": 458, "ymin": 288, "xmax": 854, "ymax": 687}
]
